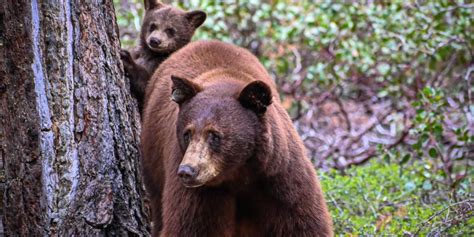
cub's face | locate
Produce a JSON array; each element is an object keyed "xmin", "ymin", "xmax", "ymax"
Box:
[
  {"xmin": 171, "ymin": 76, "xmax": 273, "ymax": 188},
  {"xmin": 141, "ymin": 5, "xmax": 206, "ymax": 53}
]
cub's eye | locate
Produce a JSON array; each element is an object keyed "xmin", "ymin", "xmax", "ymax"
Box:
[
  {"xmin": 165, "ymin": 28, "xmax": 175, "ymax": 37},
  {"xmin": 208, "ymin": 132, "xmax": 221, "ymax": 150},
  {"xmin": 183, "ymin": 131, "xmax": 191, "ymax": 146},
  {"xmin": 149, "ymin": 23, "xmax": 157, "ymax": 32}
]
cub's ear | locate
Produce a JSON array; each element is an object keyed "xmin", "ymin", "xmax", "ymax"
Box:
[
  {"xmin": 185, "ymin": 10, "xmax": 207, "ymax": 28},
  {"xmin": 171, "ymin": 75, "xmax": 201, "ymax": 104},
  {"xmin": 238, "ymin": 81, "xmax": 273, "ymax": 114},
  {"xmin": 145, "ymin": 0, "xmax": 165, "ymax": 10}
]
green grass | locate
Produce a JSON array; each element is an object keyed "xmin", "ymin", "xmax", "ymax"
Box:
[{"xmin": 320, "ymin": 160, "xmax": 473, "ymax": 236}]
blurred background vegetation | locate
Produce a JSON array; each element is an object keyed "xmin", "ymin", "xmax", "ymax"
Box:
[{"xmin": 114, "ymin": 0, "xmax": 473, "ymax": 235}]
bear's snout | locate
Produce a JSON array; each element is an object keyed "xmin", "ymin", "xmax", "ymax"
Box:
[
  {"xmin": 177, "ymin": 164, "xmax": 199, "ymax": 183},
  {"xmin": 149, "ymin": 37, "xmax": 162, "ymax": 48}
]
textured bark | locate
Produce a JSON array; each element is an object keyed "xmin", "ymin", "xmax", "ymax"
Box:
[{"xmin": 0, "ymin": 0, "xmax": 150, "ymax": 235}]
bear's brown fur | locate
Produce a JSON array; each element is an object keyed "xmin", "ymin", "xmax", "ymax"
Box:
[
  {"xmin": 141, "ymin": 40, "xmax": 333, "ymax": 236},
  {"xmin": 120, "ymin": 0, "xmax": 206, "ymax": 113}
]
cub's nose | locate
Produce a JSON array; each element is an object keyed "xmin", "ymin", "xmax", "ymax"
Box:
[
  {"xmin": 177, "ymin": 165, "xmax": 198, "ymax": 182},
  {"xmin": 149, "ymin": 38, "xmax": 161, "ymax": 48}
]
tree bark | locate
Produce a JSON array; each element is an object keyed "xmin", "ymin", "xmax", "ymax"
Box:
[{"xmin": 0, "ymin": 0, "xmax": 149, "ymax": 235}]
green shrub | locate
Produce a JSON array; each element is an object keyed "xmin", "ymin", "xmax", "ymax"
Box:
[{"xmin": 321, "ymin": 160, "xmax": 473, "ymax": 235}]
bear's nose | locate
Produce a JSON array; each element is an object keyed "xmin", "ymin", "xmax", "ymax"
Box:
[
  {"xmin": 177, "ymin": 165, "xmax": 198, "ymax": 182},
  {"xmin": 149, "ymin": 38, "xmax": 161, "ymax": 48}
]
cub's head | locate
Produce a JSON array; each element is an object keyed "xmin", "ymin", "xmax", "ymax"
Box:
[
  {"xmin": 170, "ymin": 76, "xmax": 273, "ymax": 188},
  {"xmin": 141, "ymin": 1, "xmax": 206, "ymax": 53}
]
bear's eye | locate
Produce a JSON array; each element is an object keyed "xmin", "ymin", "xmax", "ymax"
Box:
[
  {"xmin": 183, "ymin": 131, "xmax": 191, "ymax": 146},
  {"xmin": 165, "ymin": 28, "xmax": 175, "ymax": 37},
  {"xmin": 149, "ymin": 23, "xmax": 157, "ymax": 32},
  {"xmin": 208, "ymin": 132, "xmax": 221, "ymax": 150}
]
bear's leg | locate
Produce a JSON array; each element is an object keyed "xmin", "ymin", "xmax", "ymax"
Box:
[
  {"xmin": 262, "ymin": 173, "xmax": 333, "ymax": 237},
  {"xmin": 150, "ymin": 193, "xmax": 163, "ymax": 236},
  {"xmin": 142, "ymin": 153, "xmax": 165, "ymax": 235},
  {"xmin": 120, "ymin": 49, "xmax": 150, "ymax": 113},
  {"xmin": 160, "ymin": 179, "xmax": 235, "ymax": 237}
]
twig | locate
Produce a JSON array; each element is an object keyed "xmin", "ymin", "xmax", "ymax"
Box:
[
  {"xmin": 334, "ymin": 96, "xmax": 352, "ymax": 132},
  {"xmin": 321, "ymin": 107, "xmax": 393, "ymax": 164},
  {"xmin": 438, "ymin": 213, "xmax": 474, "ymax": 234},
  {"xmin": 414, "ymin": 198, "xmax": 474, "ymax": 235},
  {"xmin": 291, "ymin": 47, "xmax": 302, "ymax": 76},
  {"xmin": 343, "ymin": 124, "xmax": 411, "ymax": 168}
]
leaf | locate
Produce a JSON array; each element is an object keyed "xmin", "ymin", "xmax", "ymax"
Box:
[
  {"xmin": 375, "ymin": 214, "xmax": 392, "ymax": 232},
  {"xmin": 428, "ymin": 148, "xmax": 438, "ymax": 158},
  {"xmin": 412, "ymin": 101, "xmax": 422, "ymax": 107},
  {"xmin": 404, "ymin": 181, "xmax": 416, "ymax": 192},
  {"xmin": 378, "ymin": 89, "xmax": 389, "ymax": 97},
  {"xmin": 421, "ymin": 133, "xmax": 429, "ymax": 142},
  {"xmin": 412, "ymin": 141, "xmax": 422, "ymax": 150},
  {"xmin": 395, "ymin": 206, "xmax": 408, "ymax": 217},
  {"xmin": 422, "ymin": 180, "xmax": 432, "ymax": 190},
  {"xmin": 423, "ymin": 87, "xmax": 435, "ymax": 98},
  {"xmin": 415, "ymin": 110, "xmax": 426, "ymax": 122},
  {"xmin": 400, "ymin": 154, "xmax": 411, "ymax": 165},
  {"xmin": 377, "ymin": 63, "xmax": 390, "ymax": 75},
  {"xmin": 433, "ymin": 123, "xmax": 443, "ymax": 136}
]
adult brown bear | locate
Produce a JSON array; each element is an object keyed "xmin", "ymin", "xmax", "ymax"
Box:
[{"xmin": 141, "ymin": 40, "xmax": 333, "ymax": 236}]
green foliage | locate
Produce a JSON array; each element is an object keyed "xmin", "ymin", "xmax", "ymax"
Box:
[
  {"xmin": 321, "ymin": 160, "xmax": 473, "ymax": 235},
  {"xmin": 114, "ymin": 0, "xmax": 145, "ymax": 47},
  {"xmin": 181, "ymin": 1, "xmax": 472, "ymax": 90}
]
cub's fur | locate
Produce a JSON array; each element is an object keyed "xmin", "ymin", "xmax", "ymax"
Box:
[{"xmin": 120, "ymin": 0, "xmax": 206, "ymax": 113}]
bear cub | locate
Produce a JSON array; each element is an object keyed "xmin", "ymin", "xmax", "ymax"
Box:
[{"xmin": 120, "ymin": 0, "xmax": 206, "ymax": 113}]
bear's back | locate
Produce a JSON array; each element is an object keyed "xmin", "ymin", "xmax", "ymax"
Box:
[{"xmin": 145, "ymin": 40, "xmax": 277, "ymax": 104}]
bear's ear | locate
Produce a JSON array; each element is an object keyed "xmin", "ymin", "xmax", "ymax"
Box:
[
  {"xmin": 185, "ymin": 10, "xmax": 207, "ymax": 28},
  {"xmin": 145, "ymin": 0, "xmax": 165, "ymax": 10},
  {"xmin": 171, "ymin": 75, "xmax": 201, "ymax": 104},
  {"xmin": 238, "ymin": 81, "xmax": 273, "ymax": 114}
]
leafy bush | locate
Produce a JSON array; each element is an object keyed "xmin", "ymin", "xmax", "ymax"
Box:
[{"xmin": 321, "ymin": 160, "xmax": 472, "ymax": 235}]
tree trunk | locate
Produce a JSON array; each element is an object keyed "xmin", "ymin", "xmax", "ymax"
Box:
[{"xmin": 0, "ymin": 0, "xmax": 150, "ymax": 235}]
